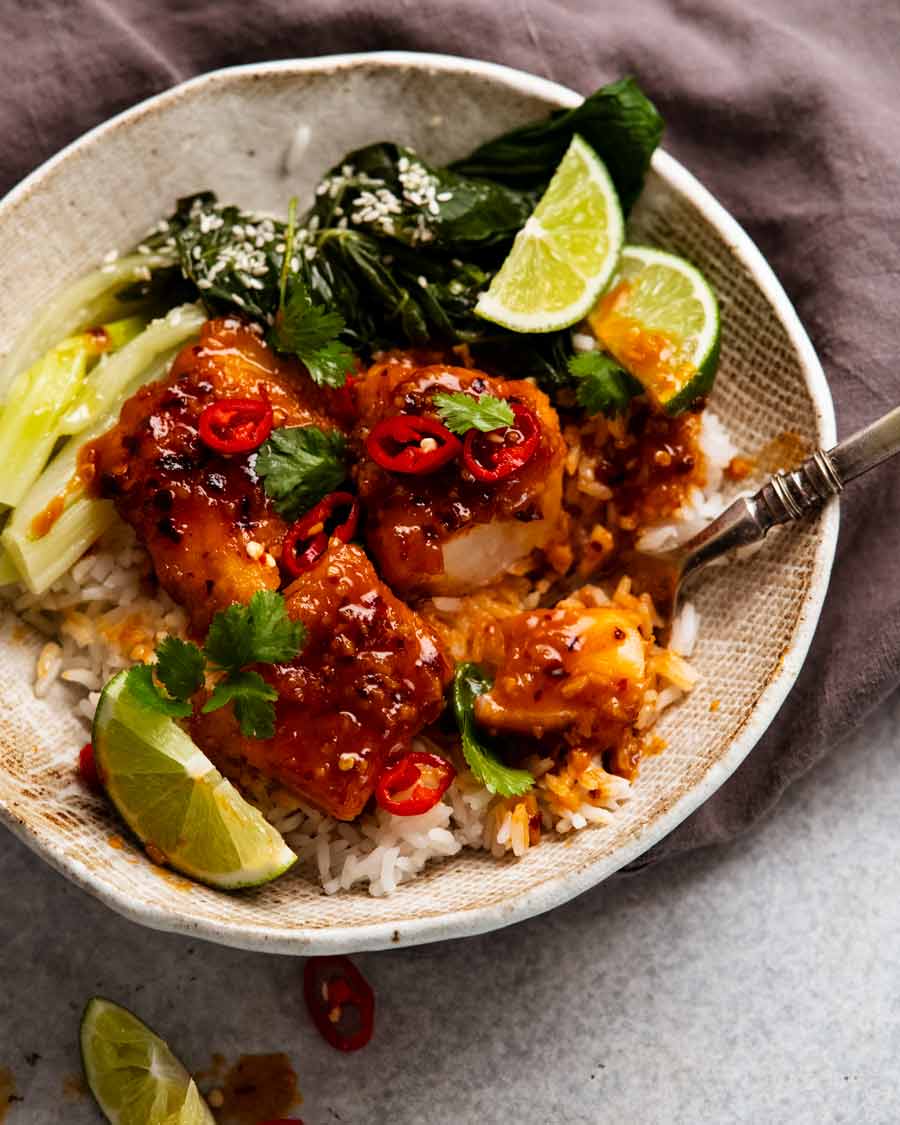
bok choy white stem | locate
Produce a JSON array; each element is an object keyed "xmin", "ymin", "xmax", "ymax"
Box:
[
  {"xmin": 0, "ymin": 252, "xmax": 176, "ymax": 401},
  {"xmin": 0, "ymin": 316, "xmax": 145, "ymax": 509},
  {"xmin": 3, "ymin": 304, "xmax": 205, "ymax": 594}
]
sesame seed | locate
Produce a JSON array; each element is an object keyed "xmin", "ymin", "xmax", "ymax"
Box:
[
  {"xmin": 419, "ymin": 437, "xmax": 438, "ymax": 453},
  {"xmin": 338, "ymin": 753, "xmax": 358, "ymax": 771},
  {"xmin": 264, "ymin": 553, "xmax": 277, "ymax": 568},
  {"xmin": 245, "ymin": 540, "xmax": 264, "ymax": 560}
]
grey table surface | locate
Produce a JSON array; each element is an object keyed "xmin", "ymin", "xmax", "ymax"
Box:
[{"xmin": 2, "ymin": 689, "xmax": 899, "ymax": 1125}]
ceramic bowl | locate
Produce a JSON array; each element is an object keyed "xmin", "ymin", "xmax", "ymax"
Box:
[{"xmin": 0, "ymin": 52, "xmax": 837, "ymax": 953}]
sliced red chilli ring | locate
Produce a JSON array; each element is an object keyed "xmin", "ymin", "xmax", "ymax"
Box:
[
  {"xmin": 375, "ymin": 751, "xmax": 456, "ymax": 816},
  {"xmin": 462, "ymin": 402, "xmax": 540, "ymax": 482},
  {"xmin": 304, "ymin": 956, "xmax": 374, "ymax": 1052},
  {"xmin": 281, "ymin": 491, "xmax": 359, "ymax": 578},
  {"xmin": 366, "ymin": 414, "xmax": 461, "ymax": 474},
  {"xmin": 78, "ymin": 742, "xmax": 102, "ymax": 792},
  {"xmin": 197, "ymin": 393, "xmax": 274, "ymax": 454}
]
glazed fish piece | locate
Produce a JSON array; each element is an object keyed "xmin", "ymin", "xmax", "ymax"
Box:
[
  {"xmin": 474, "ymin": 601, "xmax": 654, "ymax": 776},
  {"xmin": 191, "ymin": 540, "xmax": 452, "ymax": 820},
  {"xmin": 355, "ymin": 360, "xmax": 566, "ymax": 597},
  {"xmin": 91, "ymin": 316, "xmax": 342, "ymax": 632}
]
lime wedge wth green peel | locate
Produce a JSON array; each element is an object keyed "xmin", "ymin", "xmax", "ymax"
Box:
[
  {"xmin": 80, "ymin": 998, "xmax": 214, "ymax": 1125},
  {"xmin": 475, "ymin": 134, "xmax": 625, "ymax": 333},
  {"xmin": 589, "ymin": 245, "xmax": 720, "ymax": 413},
  {"xmin": 93, "ymin": 670, "xmax": 296, "ymax": 889}
]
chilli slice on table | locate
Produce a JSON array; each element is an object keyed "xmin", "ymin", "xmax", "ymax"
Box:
[{"xmin": 0, "ymin": 76, "xmax": 733, "ymax": 897}]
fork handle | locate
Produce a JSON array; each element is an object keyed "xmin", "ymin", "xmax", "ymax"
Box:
[
  {"xmin": 758, "ymin": 403, "xmax": 900, "ymax": 526},
  {"xmin": 682, "ymin": 404, "xmax": 900, "ymax": 579}
]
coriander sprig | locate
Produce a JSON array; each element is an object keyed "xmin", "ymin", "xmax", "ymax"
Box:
[
  {"xmin": 269, "ymin": 280, "xmax": 356, "ymax": 389},
  {"xmin": 254, "ymin": 426, "xmax": 348, "ymax": 520},
  {"xmin": 433, "ymin": 390, "xmax": 514, "ymax": 435},
  {"xmin": 567, "ymin": 351, "xmax": 641, "ymax": 416},
  {"xmin": 125, "ymin": 590, "xmax": 306, "ymax": 739}
]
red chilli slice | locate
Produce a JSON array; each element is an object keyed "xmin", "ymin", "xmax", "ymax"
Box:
[
  {"xmin": 462, "ymin": 402, "xmax": 540, "ymax": 482},
  {"xmin": 197, "ymin": 394, "xmax": 274, "ymax": 454},
  {"xmin": 304, "ymin": 956, "xmax": 374, "ymax": 1052},
  {"xmin": 78, "ymin": 742, "xmax": 102, "ymax": 792},
  {"xmin": 281, "ymin": 492, "xmax": 359, "ymax": 579},
  {"xmin": 366, "ymin": 414, "xmax": 461, "ymax": 474},
  {"xmin": 375, "ymin": 751, "xmax": 456, "ymax": 816}
]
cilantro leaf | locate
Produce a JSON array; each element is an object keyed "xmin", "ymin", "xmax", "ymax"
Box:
[
  {"xmin": 272, "ymin": 285, "xmax": 345, "ymax": 355},
  {"xmin": 567, "ymin": 351, "xmax": 642, "ymax": 416},
  {"xmin": 125, "ymin": 664, "xmax": 192, "ymax": 719},
  {"xmin": 452, "ymin": 664, "xmax": 534, "ymax": 797},
  {"xmin": 154, "ymin": 636, "xmax": 205, "ymax": 702},
  {"xmin": 200, "ymin": 669, "xmax": 279, "ymax": 739},
  {"xmin": 433, "ymin": 391, "xmax": 515, "ymax": 435},
  {"xmin": 303, "ymin": 338, "xmax": 357, "ymax": 389},
  {"xmin": 269, "ymin": 284, "xmax": 355, "ymax": 388},
  {"xmin": 204, "ymin": 590, "xmax": 306, "ymax": 675},
  {"xmin": 255, "ymin": 426, "xmax": 347, "ymax": 520}
]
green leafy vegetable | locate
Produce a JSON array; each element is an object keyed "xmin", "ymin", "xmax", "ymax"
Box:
[
  {"xmin": 124, "ymin": 663, "xmax": 192, "ymax": 719},
  {"xmin": 452, "ymin": 77, "xmax": 663, "ymax": 214},
  {"xmin": 278, "ymin": 196, "xmax": 299, "ymax": 310},
  {"xmin": 567, "ymin": 351, "xmax": 642, "ymax": 416},
  {"xmin": 154, "ymin": 636, "xmax": 206, "ymax": 702},
  {"xmin": 255, "ymin": 426, "xmax": 348, "ymax": 520},
  {"xmin": 201, "ymin": 669, "xmax": 280, "ymax": 740},
  {"xmin": 306, "ymin": 143, "xmax": 535, "ymax": 252},
  {"xmin": 160, "ymin": 78, "xmax": 664, "ymax": 398},
  {"xmin": 433, "ymin": 391, "xmax": 515, "ymax": 434},
  {"xmin": 452, "ymin": 664, "xmax": 534, "ymax": 797},
  {"xmin": 269, "ymin": 284, "xmax": 355, "ymax": 388},
  {"xmin": 204, "ymin": 589, "xmax": 306, "ymax": 674},
  {"xmin": 171, "ymin": 194, "xmax": 285, "ymax": 321}
]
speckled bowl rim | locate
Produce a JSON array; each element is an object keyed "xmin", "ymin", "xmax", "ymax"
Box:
[{"xmin": 0, "ymin": 52, "xmax": 838, "ymax": 954}]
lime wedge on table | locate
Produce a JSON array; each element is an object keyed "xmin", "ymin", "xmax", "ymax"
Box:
[
  {"xmin": 80, "ymin": 998, "xmax": 214, "ymax": 1125},
  {"xmin": 92, "ymin": 670, "xmax": 296, "ymax": 889},
  {"xmin": 589, "ymin": 245, "xmax": 720, "ymax": 414},
  {"xmin": 475, "ymin": 134, "xmax": 624, "ymax": 333}
]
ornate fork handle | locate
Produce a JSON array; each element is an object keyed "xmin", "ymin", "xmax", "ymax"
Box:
[{"xmin": 681, "ymin": 404, "xmax": 900, "ymax": 580}]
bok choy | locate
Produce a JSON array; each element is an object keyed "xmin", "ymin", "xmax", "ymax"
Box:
[
  {"xmin": 3, "ymin": 304, "xmax": 205, "ymax": 593},
  {"xmin": 0, "ymin": 317, "xmax": 145, "ymax": 509}
]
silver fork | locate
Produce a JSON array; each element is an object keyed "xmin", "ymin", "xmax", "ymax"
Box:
[{"xmin": 542, "ymin": 404, "xmax": 900, "ymax": 638}]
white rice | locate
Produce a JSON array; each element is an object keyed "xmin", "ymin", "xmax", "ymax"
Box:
[
  {"xmin": 11, "ymin": 521, "xmax": 187, "ymax": 721},
  {"xmin": 9, "ymin": 409, "xmax": 735, "ymax": 895}
]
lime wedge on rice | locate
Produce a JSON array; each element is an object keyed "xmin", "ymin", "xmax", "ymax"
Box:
[
  {"xmin": 475, "ymin": 134, "xmax": 624, "ymax": 333},
  {"xmin": 589, "ymin": 244, "xmax": 720, "ymax": 414},
  {"xmin": 92, "ymin": 670, "xmax": 296, "ymax": 889},
  {"xmin": 80, "ymin": 997, "xmax": 215, "ymax": 1125}
]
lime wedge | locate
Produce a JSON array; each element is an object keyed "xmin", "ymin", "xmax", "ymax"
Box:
[
  {"xmin": 92, "ymin": 670, "xmax": 296, "ymax": 889},
  {"xmin": 475, "ymin": 134, "xmax": 624, "ymax": 333},
  {"xmin": 80, "ymin": 998, "xmax": 215, "ymax": 1125},
  {"xmin": 589, "ymin": 245, "xmax": 720, "ymax": 413}
]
